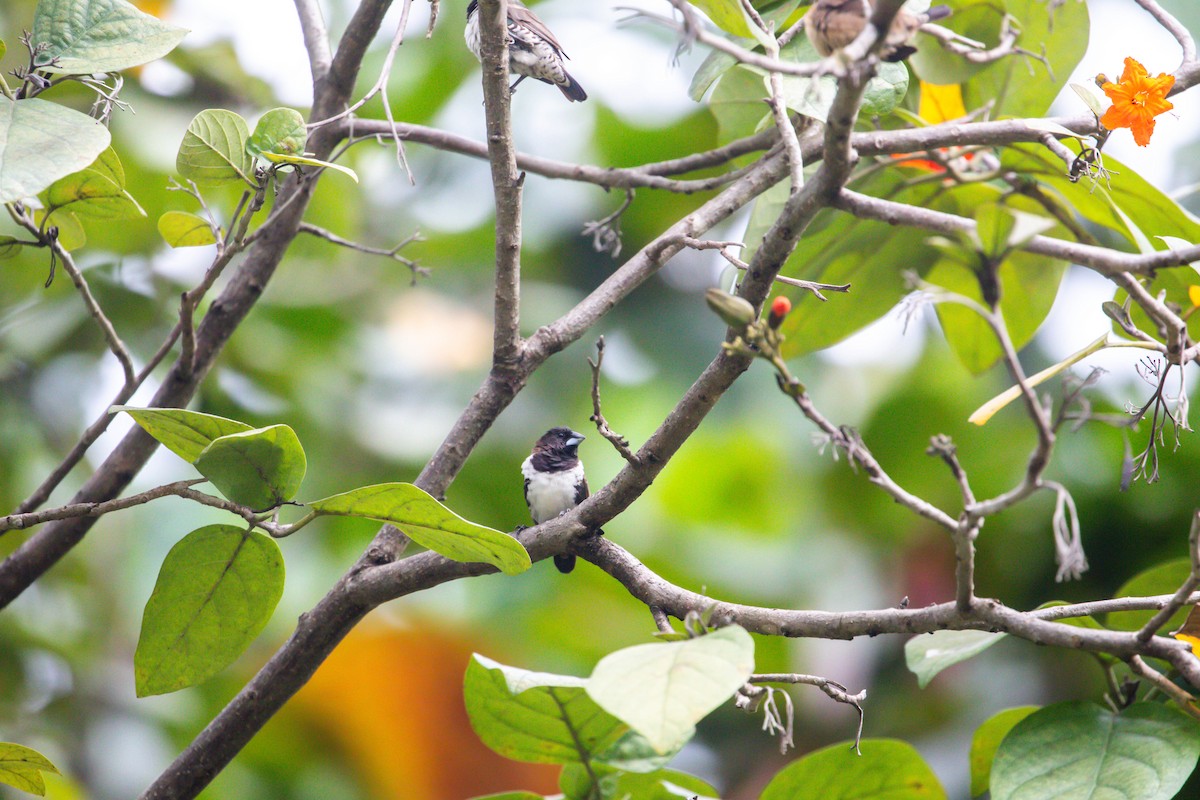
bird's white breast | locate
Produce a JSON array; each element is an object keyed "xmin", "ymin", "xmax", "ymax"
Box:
[{"xmin": 522, "ymin": 456, "xmax": 585, "ymax": 523}]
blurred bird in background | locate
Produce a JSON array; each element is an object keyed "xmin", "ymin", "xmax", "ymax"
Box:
[
  {"xmin": 805, "ymin": 0, "xmax": 952, "ymax": 62},
  {"xmin": 465, "ymin": 0, "xmax": 588, "ymax": 101}
]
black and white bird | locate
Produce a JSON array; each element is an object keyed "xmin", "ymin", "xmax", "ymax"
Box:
[
  {"xmin": 465, "ymin": 0, "xmax": 587, "ymax": 102},
  {"xmin": 804, "ymin": 0, "xmax": 951, "ymax": 63},
  {"xmin": 522, "ymin": 427, "xmax": 591, "ymax": 573}
]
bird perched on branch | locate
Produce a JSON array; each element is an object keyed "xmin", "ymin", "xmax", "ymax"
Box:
[
  {"xmin": 522, "ymin": 427, "xmax": 593, "ymax": 573},
  {"xmin": 804, "ymin": 0, "xmax": 951, "ymax": 62},
  {"xmin": 465, "ymin": 0, "xmax": 588, "ymax": 102}
]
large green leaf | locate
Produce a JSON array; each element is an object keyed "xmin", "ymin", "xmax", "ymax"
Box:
[
  {"xmin": 0, "ymin": 97, "xmax": 110, "ymax": 203},
  {"xmin": 585, "ymin": 626, "xmax": 754, "ymax": 754},
  {"xmin": 778, "ymin": 37, "xmax": 909, "ymax": 122},
  {"xmin": 928, "ymin": 247, "xmax": 1067, "ymax": 374},
  {"xmin": 32, "ymin": 0, "xmax": 187, "ymax": 74},
  {"xmin": 910, "ymin": 0, "xmax": 1009, "ymax": 85},
  {"xmin": 905, "ymin": 629, "xmax": 1006, "ymax": 689},
  {"xmin": 463, "ymin": 654, "xmax": 630, "ymax": 765},
  {"xmin": 116, "ymin": 406, "xmax": 254, "ymax": 463},
  {"xmin": 0, "ymin": 743, "xmax": 61, "ymax": 797},
  {"xmin": 969, "ymin": 706, "xmax": 1039, "ymax": 797},
  {"xmin": 134, "ymin": 524, "xmax": 284, "ymax": 696},
  {"xmin": 176, "ymin": 109, "xmax": 256, "ymax": 186},
  {"xmin": 760, "ymin": 738, "xmax": 947, "ymax": 799},
  {"xmin": 991, "ymin": 702, "xmax": 1200, "ymax": 800},
  {"xmin": 961, "ymin": 0, "xmax": 1088, "ymax": 119},
  {"xmin": 193, "ymin": 425, "xmax": 307, "ymax": 511},
  {"xmin": 707, "ymin": 65, "xmax": 771, "ymax": 145},
  {"xmin": 776, "ymin": 170, "xmax": 945, "ymax": 356},
  {"xmin": 309, "ymin": 483, "xmax": 531, "ymax": 575},
  {"xmin": 1104, "ymin": 558, "xmax": 1192, "ymax": 632}
]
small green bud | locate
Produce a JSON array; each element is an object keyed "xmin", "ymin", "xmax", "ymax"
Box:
[{"xmin": 705, "ymin": 288, "xmax": 755, "ymax": 328}]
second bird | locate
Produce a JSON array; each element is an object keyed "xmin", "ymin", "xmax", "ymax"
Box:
[
  {"xmin": 465, "ymin": 0, "xmax": 587, "ymax": 102},
  {"xmin": 805, "ymin": 0, "xmax": 951, "ymax": 62}
]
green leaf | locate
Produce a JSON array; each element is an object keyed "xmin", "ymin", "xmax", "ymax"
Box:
[
  {"xmin": 969, "ymin": 706, "xmax": 1039, "ymax": 797},
  {"xmin": 561, "ymin": 763, "xmax": 720, "ymax": 800},
  {"xmin": 157, "ymin": 210, "xmax": 217, "ymax": 247},
  {"xmin": 82, "ymin": 145, "xmax": 126, "ymax": 186},
  {"xmin": 134, "ymin": 524, "xmax": 284, "ymax": 696},
  {"xmin": 1105, "ymin": 558, "xmax": 1192, "ymax": 632},
  {"xmin": 0, "ymin": 742, "xmax": 61, "ymax": 797},
  {"xmin": 760, "ymin": 738, "xmax": 947, "ymax": 800},
  {"xmin": 585, "ymin": 625, "xmax": 754, "ymax": 754},
  {"xmin": 193, "ymin": 425, "xmax": 307, "ymax": 511},
  {"xmin": 610, "ymin": 769, "xmax": 721, "ymax": 800},
  {"xmin": 463, "ymin": 654, "xmax": 628, "ymax": 765},
  {"xmin": 904, "ymin": 629, "xmax": 1006, "ymax": 689},
  {"xmin": 0, "ymin": 97, "xmax": 111, "ymax": 203},
  {"xmin": 689, "ymin": 48, "xmax": 738, "ymax": 102},
  {"xmin": 1071, "ymin": 82, "xmax": 1106, "ymax": 117},
  {"xmin": 176, "ymin": 109, "xmax": 256, "ymax": 186},
  {"xmin": 309, "ymin": 483, "xmax": 531, "ymax": 575},
  {"xmin": 32, "ymin": 0, "xmax": 188, "ymax": 74},
  {"xmin": 116, "ymin": 406, "xmax": 254, "ymax": 463},
  {"xmin": 961, "ymin": 0, "xmax": 1089, "ymax": 119},
  {"xmin": 908, "ymin": 0, "xmax": 1004, "ymax": 85},
  {"xmin": 41, "ymin": 166, "xmax": 145, "ymax": 219},
  {"xmin": 707, "ymin": 65, "xmax": 771, "ymax": 144},
  {"xmin": 923, "ymin": 190, "xmax": 1068, "ymax": 373},
  {"xmin": 928, "ymin": 248, "xmax": 1067, "ymax": 373},
  {"xmin": 690, "ymin": 0, "xmax": 755, "ymax": 38},
  {"xmin": 247, "ymin": 107, "xmax": 307, "ymax": 157},
  {"xmin": 991, "ymin": 702, "xmax": 1200, "ymax": 800},
  {"xmin": 777, "ymin": 37, "xmax": 908, "ymax": 122},
  {"xmin": 257, "ymin": 151, "xmax": 358, "ymax": 183},
  {"xmin": 777, "ymin": 170, "xmax": 944, "ymax": 357}
]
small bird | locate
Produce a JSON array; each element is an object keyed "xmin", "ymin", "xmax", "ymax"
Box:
[
  {"xmin": 522, "ymin": 427, "xmax": 591, "ymax": 573},
  {"xmin": 804, "ymin": 0, "xmax": 951, "ymax": 63},
  {"xmin": 465, "ymin": 0, "xmax": 588, "ymax": 102}
]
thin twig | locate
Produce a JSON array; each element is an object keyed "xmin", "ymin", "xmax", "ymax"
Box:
[
  {"xmin": 298, "ymin": 222, "xmax": 428, "ymax": 283},
  {"xmin": 1137, "ymin": 510, "xmax": 1200, "ymax": 643},
  {"xmin": 588, "ymin": 337, "xmax": 639, "ymax": 465}
]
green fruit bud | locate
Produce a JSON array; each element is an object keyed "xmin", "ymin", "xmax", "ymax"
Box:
[{"xmin": 705, "ymin": 288, "xmax": 755, "ymax": 328}]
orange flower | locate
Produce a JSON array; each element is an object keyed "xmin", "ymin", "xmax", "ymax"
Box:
[{"xmin": 1100, "ymin": 57, "xmax": 1175, "ymax": 146}]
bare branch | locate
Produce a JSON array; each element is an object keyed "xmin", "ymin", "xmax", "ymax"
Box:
[
  {"xmin": 298, "ymin": 222, "xmax": 428, "ymax": 283},
  {"xmin": 0, "ymin": 480, "xmax": 206, "ymax": 532},
  {"xmin": 1132, "ymin": 0, "xmax": 1197, "ymax": 72},
  {"xmin": 293, "ymin": 0, "xmax": 332, "ymax": 83},
  {"xmin": 477, "ymin": 0, "xmax": 524, "ymax": 366},
  {"xmin": 588, "ymin": 337, "xmax": 639, "ymax": 465},
  {"xmin": 834, "ymin": 188, "xmax": 1200, "ymax": 278}
]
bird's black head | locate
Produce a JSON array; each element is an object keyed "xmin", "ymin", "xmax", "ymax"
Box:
[{"xmin": 534, "ymin": 427, "xmax": 585, "ymax": 457}]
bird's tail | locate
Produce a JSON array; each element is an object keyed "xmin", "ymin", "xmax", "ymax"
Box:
[
  {"xmin": 924, "ymin": 5, "xmax": 952, "ymax": 22},
  {"xmin": 553, "ymin": 554, "xmax": 576, "ymax": 573},
  {"xmin": 558, "ymin": 73, "xmax": 587, "ymax": 102}
]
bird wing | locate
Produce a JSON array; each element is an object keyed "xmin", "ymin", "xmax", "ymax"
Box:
[
  {"xmin": 575, "ymin": 474, "xmax": 589, "ymax": 506},
  {"xmin": 508, "ymin": 4, "xmax": 569, "ymax": 58}
]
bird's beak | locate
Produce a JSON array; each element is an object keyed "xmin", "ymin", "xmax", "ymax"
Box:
[{"xmin": 567, "ymin": 431, "xmax": 586, "ymax": 447}]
